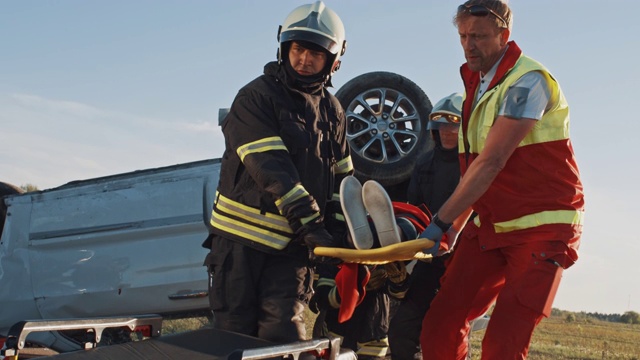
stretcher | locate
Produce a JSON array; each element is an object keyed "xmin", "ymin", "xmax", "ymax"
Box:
[{"xmin": 314, "ymin": 238, "xmax": 436, "ymax": 265}]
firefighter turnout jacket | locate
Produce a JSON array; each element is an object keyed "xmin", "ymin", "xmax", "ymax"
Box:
[{"xmin": 206, "ymin": 61, "xmax": 353, "ymax": 254}]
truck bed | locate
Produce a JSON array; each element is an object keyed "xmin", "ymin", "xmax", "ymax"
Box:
[{"xmin": 2, "ymin": 316, "xmax": 354, "ymax": 360}]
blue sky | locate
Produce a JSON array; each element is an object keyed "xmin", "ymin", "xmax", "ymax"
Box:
[{"xmin": 2, "ymin": 1, "xmax": 639, "ymax": 315}]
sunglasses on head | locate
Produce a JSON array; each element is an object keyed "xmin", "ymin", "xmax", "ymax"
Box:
[
  {"xmin": 458, "ymin": 4, "xmax": 508, "ymax": 28},
  {"xmin": 430, "ymin": 114, "xmax": 461, "ymax": 124}
]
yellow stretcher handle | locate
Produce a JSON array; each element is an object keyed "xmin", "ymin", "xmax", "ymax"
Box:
[{"xmin": 314, "ymin": 238, "xmax": 436, "ymax": 265}]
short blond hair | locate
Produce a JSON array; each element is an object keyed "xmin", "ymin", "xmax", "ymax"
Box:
[{"xmin": 454, "ymin": 0, "xmax": 513, "ymax": 31}]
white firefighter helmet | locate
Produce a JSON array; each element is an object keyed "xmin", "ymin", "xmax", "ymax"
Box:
[
  {"xmin": 277, "ymin": 1, "xmax": 347, "ymax": 75},
  {"xmin": 427, "ymin": 92, "xmax": 463, "ymax": 130}
]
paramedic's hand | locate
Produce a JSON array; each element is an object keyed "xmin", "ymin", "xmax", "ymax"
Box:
[
  {"xmin": 384, "ymin": 261, "xmax": 407, "ymax": 284},
  {"xmin": 437, "ymin": 227, "xmax": 461, "ymax": 256},
  {"xmin": 366, "ymin": 266, "xmax": 388, "ymax": 291},
  {"xmin": 419, "ymin": 223, "xmax": 443, "ymax": 256}
]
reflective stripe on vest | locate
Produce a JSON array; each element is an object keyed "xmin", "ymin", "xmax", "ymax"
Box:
[
  {"xmin": 236, "ymin": 136, "xmax": 288, "ymax": 162},
  {"xmin": 474, "ymin": 209, "xmax": 585, "ymax": 234},
  {"xmin": 211, "ymin": 191, "xmax": 294, "ymax": 250}
]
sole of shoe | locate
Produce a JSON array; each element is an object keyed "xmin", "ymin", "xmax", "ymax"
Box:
[
  {"xmin": 340, "ymin": 176, "xmax": 373, "ymax": 250},
  {"xmin": 362, "ymin": 180, "xmax": 401, "ymax": 247}
]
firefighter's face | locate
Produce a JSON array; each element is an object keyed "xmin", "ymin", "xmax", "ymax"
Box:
[
  {"xmin": 438, "ymin": 123, "xmax": 459, "ymax": 150},
  {"xmin": 288, "ymin": 41, "xmax": 327, "ymax": 76}
]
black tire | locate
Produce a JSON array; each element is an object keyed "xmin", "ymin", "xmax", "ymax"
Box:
[{"xmin": 336, "ymin": 72, "xmax": 433, "ymax": 187}]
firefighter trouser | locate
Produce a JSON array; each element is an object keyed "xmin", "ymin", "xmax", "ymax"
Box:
[
  {"xmin": 325, "ymin": 288, "xmax": 391, "ymax": 359},
  {"xmin": 388, "ymin": 257, "xmax": 447, "ymax": 360},
  {"xmin": 206, "ymin": 236, "xmax": 313, "ymax": 343},
  {"xmin": 420, "ymin": 230, "xmax": 565, "ymax": 360}
]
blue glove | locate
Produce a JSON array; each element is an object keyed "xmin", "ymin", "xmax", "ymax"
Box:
[
  {"xmin": 419, "ymin": 214, "xmax": 452, "ymax": 256},
  {"xmin": 418, "ymin": 223, "xmax": 443, "ymax": 256}
]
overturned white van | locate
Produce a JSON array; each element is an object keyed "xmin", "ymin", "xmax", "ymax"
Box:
[{"xmin": 0, "ymin": 159, "xmax": 221, "ymax": 351}]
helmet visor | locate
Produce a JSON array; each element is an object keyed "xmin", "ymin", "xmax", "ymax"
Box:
[
  {"xmin": 431, "ymin": 113, "xmax": 460, "ymax": 123},
  {"xmin": 427, "ymin": 113, "xmax": 461, "ymax": 130},
  {"xmin": 281, "ymin": 30, "xmax": 339, "ymax": 54}
]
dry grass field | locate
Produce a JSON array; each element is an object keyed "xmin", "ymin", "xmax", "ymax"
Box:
[
  {"xmin": 165, "ymin": 310, "xmax": 640, "ymax": 360},
  {"xmin": 467, "ymin": 315, "xmax": 640, "ymax": 359}
]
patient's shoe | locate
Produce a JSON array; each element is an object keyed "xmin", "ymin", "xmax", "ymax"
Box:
[
  {"xmin": 362, "ymin": 180, "xmax": 401, "ymax": 247},
  {"xmin": 340, "ymin": 176, "xmax": 373, "ymax": 249}
]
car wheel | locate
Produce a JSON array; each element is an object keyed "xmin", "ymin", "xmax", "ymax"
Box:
[{"xmin": 336, "ymin": 71, "xmax": 433, "ymax": 187}]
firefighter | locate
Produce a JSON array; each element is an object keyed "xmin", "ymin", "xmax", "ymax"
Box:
[
  {"xmin": 419, "ymin": 1, "xmax": 584, "ymax": 358},
  {"xmin": 388, "ymin": 93, "xmax": 463, "ymax": 360},
  {"xmin": 311, "ymin": 260, "xmax": 408, "ymax": 360},
  {"xmin": 202, "ymin": 1, "xmax": 352, "ymax": 343},
  {"xmin": 311, "ymin": 178, "xmax": 412, "ymax": 360}
]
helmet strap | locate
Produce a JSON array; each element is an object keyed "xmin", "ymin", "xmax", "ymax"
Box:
[{"xmin": 282, "ymin": 60, "xmax": 326, "ymax": 93}]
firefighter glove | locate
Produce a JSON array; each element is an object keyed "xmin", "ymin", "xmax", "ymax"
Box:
[
  {"xmin": 281, "ymin": 195, "xmax": 321, "ymax": 233},
  {"xmin": 384, "ymin": 261, "xmax": 407, "ymax": 284},
  {"xmin": 299, "ymin": 223, "xmax": 341, "ymax": 249},
  {"xmin": 365, "ymin": 266, "xmax": 388, "ymax": 291}
]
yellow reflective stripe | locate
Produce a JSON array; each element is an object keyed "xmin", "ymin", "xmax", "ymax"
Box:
[
  {"xmin": 334, "ymin": 156, "xmax": 354, "ymax": 174},
  {"xmin": 389, "ymin": 288, "xmax": 408, "ymax": 299},
  {"xmin": 329, "ymin": 195, "xmax": 343, "ymax": 221},
  {"xmin": 236, "ymin": 136, "xmax": 287, "ymax": 162},
  {"xmin": 328, "ymin": 287, "xmax": 340, "ymax": 308},
  {"xmin": 300, "ymin": 213, "xmax": 320, "ymax": 226},
  {"xmin": 275, "ymin": 184, "xmax": 309, "ymax": 212},
  {"xmin": 316, "ymin": 278, "xmax": 336, "ymax": 288},
  {"xmin": 493, "ymin": 210, "xmax": 585, "ymax": 234},
  {"xmin": 216, "ymin": 192, "xmax": 292, "ymax": 233},
  {"xmin": 210, "ymin": 210, "xmax": 291, "ymax": 250},
  {"xmin": 357, "ymin": 347, "xmax": 389, "ymax": 358},
  {"xmin": 357, "ymin": 337, "xmax": 389, "ymax": 357}
]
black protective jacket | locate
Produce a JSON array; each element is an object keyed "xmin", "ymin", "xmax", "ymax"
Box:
[
  {"xmin": 406, "ymin": 139, "xmax": 460, "ymax": 212},
  {"xmin": 205, "ymin": 61, "xmax": 352, "ymax": 254},
  {"xmin": 387, "ymin": 136, "xmax": 461, "ymax": 360}
]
